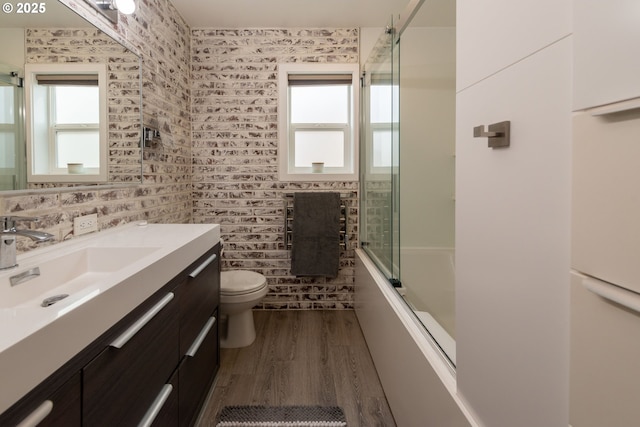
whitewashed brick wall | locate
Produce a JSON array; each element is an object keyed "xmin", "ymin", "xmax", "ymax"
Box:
[
  {"xmin": 0, "ymin": 0, "xmax": 193, "ymax": 250},
  {"xmin": 191, "ymin": 28, "xmax": 359, "ymax": 309},
  {"xmin": 0, "ymin": 4, "xmax": 362, "ymax": 309},
  {"xmin": 25, "ymin": 27, "xmax": 141, "ymax": 186}
]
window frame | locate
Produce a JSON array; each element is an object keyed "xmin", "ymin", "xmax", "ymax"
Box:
[
  {"xmin": 24, "ymin": 63, "xmax": 108, "ymax": 183},
  {"xmin": 48, "ymin": 85, "xmax": 101, "ymax": 174},
  {"xmin": 278, "ymin": 63, "xmax": 359, "ymax": 182}
]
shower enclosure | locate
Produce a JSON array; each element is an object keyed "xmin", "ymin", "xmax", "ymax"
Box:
[
  {"xmin": 0, "ymin": 64, "xmax": 26, "ymax": 191},
  {"xmin": 360, "ymin": 0, "xmax": 456, "ymax": 364}
]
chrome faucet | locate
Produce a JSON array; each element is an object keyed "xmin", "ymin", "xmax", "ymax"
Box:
[{"xmin": 1, "ymin": 216, "xmax": 55, "ymax": 270}]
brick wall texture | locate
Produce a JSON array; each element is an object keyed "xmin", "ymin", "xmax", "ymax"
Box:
[{"xmin": 0, "ymin": 1, "xmax": 361, "ymax": 309}]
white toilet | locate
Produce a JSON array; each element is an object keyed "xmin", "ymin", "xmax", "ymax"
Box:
[{"xmin": 220, "ymin": 270, "xmax": 268, "ymax": 348}]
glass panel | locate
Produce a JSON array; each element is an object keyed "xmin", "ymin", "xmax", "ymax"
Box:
[
  {"xmin": 293, "ymin": 130, "xmax": 345, "ymax": 167},
  {"xmin": 360, "ymin": 19, "xmax": 398, "ymax": 281},
  {"xmin": 291, "ymin": 86, "xmax": 348, "ymax": 123},
  {"xmin": 0, "ymin": 76, "xmax": 25, "ymax": 191},
  {"xmin": 391, "ymin": 25, "xmax": 401, "ymax": 283},
  {"xmin": 370, "ymin": 84, "xmax": 398, "ymax": 124},
  {"xmin": 372, "ymin": 129, "xmax": 392, "ymax": 168},
  {"xmin": 54, "ymin": 86, "xmax": 99, "ymax": 124},
  {"xmin": 0, "ymin": 131, "xmax": 15, "ymax": 168},
  {"xmin": 0, "ymin": 86, "xmax": 14, "ymax": 123},
  {"xmin": 361, "ymin": 1, "xmax": 457, "ymax": 366},
  {"xmin": 398, "ymin": 2, "xmax": 457, "ymax": 364},
  {"xmin": 56, "ymin": 131, "xmax": 100, "ymax": 167}
]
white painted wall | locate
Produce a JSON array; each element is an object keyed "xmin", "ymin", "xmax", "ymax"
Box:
[
  {"xmin": 0, "ymin": 29, "xmax": 25, "ymax": 71},
  {"xmin": 455, "ymin": 0, "xmax": 572, "ymax": 425}
]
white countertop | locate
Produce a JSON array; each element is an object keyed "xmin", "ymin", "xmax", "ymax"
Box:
[{"xmin": 0, "ymin": 222, "xmax": 220, "ymax": 414}]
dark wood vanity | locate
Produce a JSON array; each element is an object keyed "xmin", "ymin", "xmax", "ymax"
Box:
[{"xmin": 0, "ymin": 244, "xmax": 221, "ymax": 427}]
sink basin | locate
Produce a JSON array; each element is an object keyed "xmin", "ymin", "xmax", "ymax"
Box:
[
  {"xmin": 0, "ymin": 247, "xmax": 160, "ymax": 309},
  {"xmin": 0, "ymin": 222, "xmax": 220, "ymax": 415}
]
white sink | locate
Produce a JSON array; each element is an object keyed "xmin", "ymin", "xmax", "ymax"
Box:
[
  {"xmin": 0, "ymin": 247, "xmax": 160, "ymax": 309},
  {"xmin": 0, "ymin": 222, "xmax": 220, "ymax": 415}
]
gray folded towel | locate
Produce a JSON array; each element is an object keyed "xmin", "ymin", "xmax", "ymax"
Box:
[{"xmin": 290, "ymin": 192, "xmax": 341, "ymax": 278}]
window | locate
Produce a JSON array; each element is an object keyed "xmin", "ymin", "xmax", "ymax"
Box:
[
  {"xmin": 278, "ymin": 63, "xmax": 359, "ymax": 181},
  {"xmin": 51, "ymin": 85, "xmax": 101, "ymax": 170},
  {"xmin": 25, "ymin": 63, "xmax": 107, "ymax": 183}
]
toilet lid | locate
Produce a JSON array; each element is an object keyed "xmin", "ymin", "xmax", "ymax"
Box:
[{"xmin": 221, "ymin": 270, "xmax": 267, "ymax": 295}]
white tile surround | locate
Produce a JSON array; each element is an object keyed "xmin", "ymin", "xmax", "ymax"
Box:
[{"xmin": 0, "ymin": 0, "xmax": 360, "ymax": 309}]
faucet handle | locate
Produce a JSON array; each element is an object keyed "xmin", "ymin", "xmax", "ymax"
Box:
[{"xmin": 1, "ymin": 216, "xmax": 40, "ymax": 230}]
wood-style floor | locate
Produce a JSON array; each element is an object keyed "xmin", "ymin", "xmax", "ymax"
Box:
[{"xmin": 197, "ymin": 310, "xmax": 397, "ymax": 426}]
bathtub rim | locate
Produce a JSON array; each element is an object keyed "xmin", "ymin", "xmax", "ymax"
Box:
[
  {"xmin": 356, "ymin": 248, "xmax": 456, "ymax": 379},
  {"xmin": 361, "ymin": 246, "xmax": 457, "ymax": 367},
  {"xmin": 356, "ymin": 247, "xmax": 482, "ymax": 427}
]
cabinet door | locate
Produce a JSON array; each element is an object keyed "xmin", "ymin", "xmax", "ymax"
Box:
[
  {"xmin": 83, "ymin": 291, "xmax": 179, "ymax": 427},
  {"xmin": 570, "ymin": 272, "xmax": 640, "ymax": 426},
  {"xmin": 0, "ymin": 372, "xmax": 81, "ymax": 427},
  {"xmin": 456, "ymin": 39, "xmax": 571, "ymax": 427},
  {"xmin": 180, "ymin": 248, "xmax": 220, "ymax": 355},
  {"xmin": 573, "ymin": 0, "xmax": 640, "ymax": 110},
  {"xmin": 179, "ymin": 311, "xmax": 219, "ymax": 427},
  {"xmin": 572, "ymin": 110, "xmax": 640, "ymax": 292},
  {"xmin": 457, "ymin": 0, "xmax": 570, "ymax": 89}
]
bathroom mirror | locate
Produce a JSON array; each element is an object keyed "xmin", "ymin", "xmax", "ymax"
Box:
[{"xmin": 0, "ymin": 0, "xmax": 142, "ymax": 191}]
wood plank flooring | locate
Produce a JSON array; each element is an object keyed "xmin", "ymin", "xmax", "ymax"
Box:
[{"xmin": 197, "ymin": 310, "xmax": 397, "ymax": 427}]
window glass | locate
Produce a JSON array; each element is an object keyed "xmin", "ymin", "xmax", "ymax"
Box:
[
  {"xmin": 278, "ymin": 63, "xmax": 358, "ymax": 180},
  {"xmin": 54, "ymin": 86, "xmax": 99, "ymax": 124},
  {"xmin": 290, "ymin": 85, "xmax": 349, "ymax": 124},
  {"xmin": 55, "ymin": 130, "xmax": 100, "ymax": 168},
  {"xmin": 293, "ymin": 130, "xmax": 345, "ymax": 167}
]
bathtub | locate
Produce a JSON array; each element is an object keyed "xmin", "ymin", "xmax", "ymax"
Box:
[
  {"xmin": 354, "ymin": 248, "xmax": 477, "ymax": 426},
  {"xmin": 399, "ymin": 247, "xmax": 456, "ymax": 364}
]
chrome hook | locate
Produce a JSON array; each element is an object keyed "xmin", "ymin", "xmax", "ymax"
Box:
[{"xmin": 473, "ymin": 121, "xmax": 511, "ymax": 148}]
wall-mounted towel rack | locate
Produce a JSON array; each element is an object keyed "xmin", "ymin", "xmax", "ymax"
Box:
[{"xmin": 283, "ymin": 193, "xmax": 350, "ymax": 250}]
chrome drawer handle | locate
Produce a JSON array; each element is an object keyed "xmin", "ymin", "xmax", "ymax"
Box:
[
  {"xmin": 110, "ymin": 293, "xmax": 174, "ymax": 349},
  {"xmin": 584, "ymin": 276, "xmax": 640, "ymax": 314},
  {"xmin": 188, "ymin": 254, "xmax": 217, "ymax": 278},
  {"xmin": 16, "ymin": 400, "xmax": 53, "ymax": 427},
  {"xmin": 137, "ymin": 384, "xmax": 173, "ymax": 427},
  {"xmin": 186, "ymin": 316, "xmax": 216, "ymax": 357}
]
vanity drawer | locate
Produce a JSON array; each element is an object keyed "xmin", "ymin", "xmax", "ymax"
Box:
[
  {"xmin": 179, "ymin": 246, "xmax": 220, "ymax": 356},
  {"xmin": 143, "ymin": 368, "xmax": 179, "ymax": 427},
  {"xmin": 0, "ymin": 372, "xmax": 81, "ymax": 427},
  {"xmin": 179, "ymin": 309, "xmax": 219, "ymax": 427},
  {"xmin": 82, "ymin": 290, "xmax": 179, "ymax": 426}
]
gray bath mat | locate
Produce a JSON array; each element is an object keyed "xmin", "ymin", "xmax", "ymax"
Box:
[{"xmin": 216, "ymin": 405, "xmax": 347, "ymax": 427}]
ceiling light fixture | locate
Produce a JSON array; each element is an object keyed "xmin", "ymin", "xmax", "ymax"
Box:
[
  {"xmin": 84, "ymin": 0, "xmax": 136, "ymax": 24},
  {"xmin": 112, "ymin": 0, "xmax": 136, "ymax": 15}
]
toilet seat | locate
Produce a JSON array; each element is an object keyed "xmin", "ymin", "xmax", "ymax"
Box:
[{"xmin": 221, "ymin": 270, "xmax": 267, "ymax": 296}]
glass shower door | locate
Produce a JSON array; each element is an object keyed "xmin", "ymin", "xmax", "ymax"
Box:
[
  {"xmin": 361, "ymin": 20, "xmax": 400, "ymax": 282},
  {"xmin": 361, "ymin": 0, "xmax": 457, "ymax": 366}
]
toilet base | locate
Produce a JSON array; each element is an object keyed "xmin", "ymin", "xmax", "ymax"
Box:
[{"xmin": 220, "ymin": 309, "xmax": 256, "ymax": 348}]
